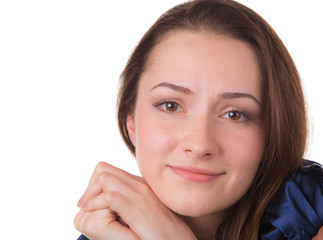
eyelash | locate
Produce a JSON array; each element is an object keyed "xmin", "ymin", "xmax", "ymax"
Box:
[
  {"xmin": 220, "ymin": 109, "xmax": 253, "ymax": 122},
  {"xmin": 153, "ymin": 100, "xmax": 183, "ymax": 113},
  {"xmin": 153, "ymin": 100, "xmax": 253, "ymax": 121}
]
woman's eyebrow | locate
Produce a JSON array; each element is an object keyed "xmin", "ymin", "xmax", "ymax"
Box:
[
  {"xmin": 218, "ymin": 92, "xmax": 261, "ymax": 106},
  {"xmin": 150, "ymin": 83, "xmax": 260, "ymax": 105},
  {"xmin": 150, "ymin": 82, "xmax": 194, "ymax": 95}
]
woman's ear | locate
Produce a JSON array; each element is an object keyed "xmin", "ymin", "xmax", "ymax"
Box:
[{"xmin": 126, "ymin": 114, "xmax": 136, "ymax": 147}]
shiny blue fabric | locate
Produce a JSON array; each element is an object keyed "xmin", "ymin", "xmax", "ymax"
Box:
[
  {"xmin": 77, "ymin": 234, "xmax": 88, "ymax": 240},
  {"xmin": 77, "ymin": 161, "xmax": 323, "ymax": 240},
  {"xmin": 260, "ymin": 161, "xmax": 323, "ymax": 239}
]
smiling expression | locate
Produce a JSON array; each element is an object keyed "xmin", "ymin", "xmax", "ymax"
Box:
[{"xmin": 127, "ymin": 31, "xmax": 265, "ymax": 220}]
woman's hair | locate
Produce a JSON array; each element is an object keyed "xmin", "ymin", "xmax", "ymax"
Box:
[{"xmin": 117, "ymin": 0, "xmax": 307, "ymax": 239}]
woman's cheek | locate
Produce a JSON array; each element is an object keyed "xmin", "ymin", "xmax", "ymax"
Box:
[
  {"xmin": 135, "ymin": 112, "xmax": 178, "ymax": 160},
  {"xmin": 219, "ymin": 124, "xmax": 264, "ymax": 173},
  {"xmin": 135, "ymin": 115, "xmax": 178, "ymax": 190}
]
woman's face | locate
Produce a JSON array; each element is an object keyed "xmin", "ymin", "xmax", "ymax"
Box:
[{"xmin": 127, "ymin": 31, "xmax": 265, "ymax": 220}]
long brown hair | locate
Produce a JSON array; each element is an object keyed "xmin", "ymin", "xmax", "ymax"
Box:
[{"xmin": 117, "ymin": 0, "xmax": 307, "ymax": 239}]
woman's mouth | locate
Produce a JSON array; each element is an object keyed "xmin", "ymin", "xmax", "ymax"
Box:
[{"xmin": 168, "ymin": 165, "xmax": 224, "ymax": 183}]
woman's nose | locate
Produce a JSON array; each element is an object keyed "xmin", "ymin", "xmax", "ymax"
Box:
[{"xmin": 181, "ymin": 116, "xmax": 218, "ymax": 160}]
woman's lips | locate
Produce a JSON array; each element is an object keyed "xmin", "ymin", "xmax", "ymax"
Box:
[{"xmin": 168, "ymin": 165, "xmax": 224, "ymax": 183}]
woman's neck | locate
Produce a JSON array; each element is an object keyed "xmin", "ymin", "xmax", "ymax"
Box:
[{"xmin": 180, "ymin": 214, "xmax": 223, "ymax": 240}]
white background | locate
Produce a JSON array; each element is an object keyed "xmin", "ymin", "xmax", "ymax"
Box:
[{"xmin": 0, "ymin": 1, "xmax": 322, "ymax": 239}]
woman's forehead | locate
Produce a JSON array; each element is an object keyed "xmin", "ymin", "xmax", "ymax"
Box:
[{"xmin": 140, "ymin": 30, "xmax": 263, "ymax": 102}]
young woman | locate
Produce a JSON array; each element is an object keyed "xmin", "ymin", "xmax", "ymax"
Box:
[{"xmin": 74, "ymin": 0, "xmax": 323, "ymax": 239}]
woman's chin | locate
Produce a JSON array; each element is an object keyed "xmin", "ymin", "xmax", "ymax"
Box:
[{"xmin": 166, "ymin": 201, "xmax": 222, "ymax": 219}]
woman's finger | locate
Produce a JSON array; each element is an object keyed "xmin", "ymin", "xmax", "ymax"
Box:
[
  {"xmin": 79, "ymin": 189, "xmax": 141, "ymax": 231},
  {"xmin": 74, "ymin": 209, "xmax": 115, "ymax": 238},
  {"xmin": 93, "ymin": 162, "xmax": 145, "ymax": 187},
  {"xmin": 78, "ymin": 162, "xmax": 146, "ymax": 206},
  {"xmin": 80, "ymin": 191, "xmax": 126, "ymax": 212},
  {"xmin": 74, "ymin": 209, "xmax": 140, "ymax": 240}
]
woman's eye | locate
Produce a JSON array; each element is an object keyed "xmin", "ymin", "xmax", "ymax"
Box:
[
  {"xmin": 165, "ymin": 102, "xmax": 177, "ymax": 111},
  {"xmin": 222, "ymin": 110, "xmax": 249, "ymax": 121},
  {"xmin": 154, "ymin": 101, "xmax": 182, "ymax": 112}
]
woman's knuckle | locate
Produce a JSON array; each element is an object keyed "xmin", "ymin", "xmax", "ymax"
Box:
[
  {"xmin": 105, "ymin": 190, "xmax": 116, "ymax": 201},
  {"xmin": 95, "ymin": 161, "xmax": 107, "ymax": 172},
  {"xmin": 98, "ymin": 171, "xmax": 111, "ymax": 184},
  {"xmin": 87, "ymin": 220, "xmax": 99, "ymax": 234},
  {"xmin": 73, "ymin": 217, "xmax": 80, "ymax": 230},
  {"xmin": 74, "ymin": 211, "xmax": 83, "ymax": 231}
]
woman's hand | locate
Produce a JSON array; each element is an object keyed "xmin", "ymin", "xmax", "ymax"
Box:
[
  {"xmin": 313, "ymin": 226, "xmax": 323, "ymax": 240},
  {"xmin": 74, "ymin": 162, "xmax": 197, "ymax": 240}
]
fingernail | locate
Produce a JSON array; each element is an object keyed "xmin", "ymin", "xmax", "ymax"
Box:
[
  {"xmin": 81, "ymin": 202, "xmax": 87, "ymax": 209},
  {"xmin": 77, "ymin": 198, "xmax": 83, "ymax": 207}
]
